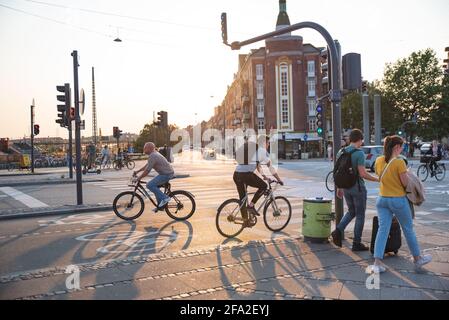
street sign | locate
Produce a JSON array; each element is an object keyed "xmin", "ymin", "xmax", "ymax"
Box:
[
  {"xmin": 303, "ymin": 134, "xmax": 308, "ymax": 142},
  {"xmin": 79, "ymin": 88, "xmax": 85, "ymax": 115}
]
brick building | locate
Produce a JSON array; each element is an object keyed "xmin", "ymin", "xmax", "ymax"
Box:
[{"xmin": 208, "ymin": 0, "xmax": 327, "ymax": 157}]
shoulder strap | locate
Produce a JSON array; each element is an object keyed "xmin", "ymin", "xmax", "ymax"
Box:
[{"xmin": 380, "ymin": 157, "xmax": 397, "ymax": 181}]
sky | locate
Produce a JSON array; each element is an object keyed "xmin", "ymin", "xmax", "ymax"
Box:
[{"xmin": 0, "ymin": 0, "xmax": 448, "ymax": 140}]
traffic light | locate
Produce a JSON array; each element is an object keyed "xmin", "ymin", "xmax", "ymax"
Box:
[
  {"xmin": 361, "ymin": 80, "xmax": 368, "ymax": 93},
  {"xmin": 56, "ymin": 84, "xmax": 70, "ymax": 127},
  {"xmin": 316, "ymin": 104, "xmax": 324, "ymax": 136},
  {"xmin": 33, "ymin": 124, "xmax": 40, "ymax": 136},
  {"xmin": 398, "ymin": 129, "xmax": 403, "ymax": 136},
  {"xmin": 156, "ymin": 111, "xmax": 168, "ymax": 127},
  {"xmin": 221, "ymin": 12, "xmax": 228, "ymax": 44},
  {"xmin": 113, "ymin": 126, "xmax": 122, "ymax": 139},
  {"xmin": 70, "ymin": 107, "xmax": 75, "ymax": 121}
]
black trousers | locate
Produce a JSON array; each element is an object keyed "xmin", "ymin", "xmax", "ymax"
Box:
[{"xmin": 233, "ymin": 171, "xmax": 267, "ymax": 219}]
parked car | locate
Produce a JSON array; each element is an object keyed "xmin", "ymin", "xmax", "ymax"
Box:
[{"xmin": 361, "ymin": 145, "xmax": 384, "ymax": 172}]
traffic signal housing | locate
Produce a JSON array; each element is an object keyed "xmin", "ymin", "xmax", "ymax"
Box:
[
  {"xmin": 156, "ymin": 111, "xmax": 168, "ymax": 127},
  {"xmin": 361, "ymin": 80, "xmax": 368, "ymax": 93},
  {"xmin": 113, "ymin": 126, "xmax": 122, "ymax": 139},
  {"xmin": 56, "ymin": 84, "xmax": 71, "ymax": 127},
  {"xmin": 316, "ymin": 104, "xmax": 324, "ymax": 136},
  {"xmin": 221, "ymin": 13, "xmax": 228, "ymax": 44},
  {"xmin": 33, "ymin": 124, "xmax": 40, "ymax": 136}
]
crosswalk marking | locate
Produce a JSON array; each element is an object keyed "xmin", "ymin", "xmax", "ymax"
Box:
[{"xmin": 0, "ymin": 187, "xmax": 49, "ymax": 208}]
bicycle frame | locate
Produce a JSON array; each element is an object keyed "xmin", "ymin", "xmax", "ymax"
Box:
[{"xmin": 128, "ymin": 180, "xmax": 172, "ymax": 208}]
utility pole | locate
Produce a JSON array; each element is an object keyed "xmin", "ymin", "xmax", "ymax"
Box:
[
  {"xmin": 92, "ymin": 67, "xmax": 98, "ymax": 149},
  {"xmin": 374, "ymin": 94, "xmax": 381, "ymax": 145},
  {"xmin": 362, "ymin": 93, "xmax": 370, "ymax": 144},
  {"xmin": 30, "ymin": 99, "xmax": 35, "ymax": 174},
  {"xmin": 72, "ymin": 50, "xmax": 83, "ymax": 205}
]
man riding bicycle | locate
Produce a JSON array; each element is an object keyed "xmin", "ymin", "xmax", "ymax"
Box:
[
  {"xmin": 234, "ymin": 137, "xmax": 283, "ymax": 228},
  {"xmin": 134, "ymin": 142, "xmax": 174, "ymax": 212},
  {"xmin": 427, "ymin": 140, "xmax": 442, "ymax": 176}
]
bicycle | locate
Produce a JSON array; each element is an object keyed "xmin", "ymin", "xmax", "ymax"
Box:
[
  {"xmin": 325, "ymin": 170, "xmax": 334, "ymax": 192},
  {"xmin": 215, "ymin": 179, "xmax": 292, "ymax": 238},
  {"xmin": 113, "ymin": 175, "xmax": 196, "ymax": 221},
  {"xmin": 417, "ymin": 157, "xmax": 446, "ymax": 182}
]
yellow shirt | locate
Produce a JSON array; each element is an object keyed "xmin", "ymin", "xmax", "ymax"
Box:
[{"xmin": 375, "ymin": 156, "xmax": 407, "ymax": 197}]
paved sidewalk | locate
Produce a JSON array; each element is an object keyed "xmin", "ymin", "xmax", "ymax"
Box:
[{"xmin": 1, "ymin": 231, "xmax": 448, "ymax": 300}]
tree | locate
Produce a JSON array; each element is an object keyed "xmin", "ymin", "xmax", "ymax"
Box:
[
  {"xmin": 422, "ymin": 72, "xmax": 449, "ymax": 140},
  {"xmin": 381, "ymin": 49, "xmax": 443, "ymax": 140},
  {"xmin": 134, "ymin": 123, "xmax": 179, "ymax": 153}
]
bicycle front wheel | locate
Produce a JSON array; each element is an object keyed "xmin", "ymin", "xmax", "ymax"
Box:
[
  {"xmin": 435, "ymin": 164, "xmax": 446, "ymax": 181},
  {"xmin": 417, "ymin": 165, "xmax": 428, "ymax": 182},
  {"xmin": 216, "ymin": 199, "xmax": 245, "ymax": 238},
  {"xmin": 325, "ymin": 171, "xmax": 334, "ymax": 192},
  {"xmin": 113, "ymin": 191, "xmax": 144, "ymax": 220},
  {"xmin": 165, "ymin": 190, "xmax": 196, "ymax": 220},
  {"xmin": 126, "ymin": 160, "xmax": 135, "ymax": 170},
  {"xmin": 263, "ymin": 196, "xmax": 292, "ymax": 232}
]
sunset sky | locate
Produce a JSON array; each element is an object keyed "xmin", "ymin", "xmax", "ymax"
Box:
[{"xmin": 1, "ymin": 0, "xmax": 448, "ymax": 139}]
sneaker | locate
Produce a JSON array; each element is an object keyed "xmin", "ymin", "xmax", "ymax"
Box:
[
  {"xmin": 158, "ymin": 197, "xmax": 171, "ymax": 209},
  {"xmin": 414, "ymin": 254, "xmax": 432, "ymax": 270},
  {"xmin": 246, "ymin": 206, "xmax": 260, "ymax": 216},
  {"xmin": 352, "ymin": 242, "xmax": 369, "ymax": 252},
  {"xmin": 331, "ymin": 229, "xmax": 342, "ymax": 247},
  {"xmin": 366, "ymin": 264, "xmax": 386, "ymax": 274}
]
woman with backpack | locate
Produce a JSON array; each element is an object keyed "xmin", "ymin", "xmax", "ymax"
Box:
[{"xmin": 368, "ymin": 135, "xmax": 432, "ymax": 273}]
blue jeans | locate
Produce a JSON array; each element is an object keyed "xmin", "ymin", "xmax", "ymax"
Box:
[
  {"xmin": 374, "ymin": 196, "xmax": 421, "ymax": 259},
  {"xmin": 146, "ymin": 174, "xmax": 173, "ymax": 205},
  {"xmin": 337, "ymin": 183, "xmax": 367, "ymax": 244}
]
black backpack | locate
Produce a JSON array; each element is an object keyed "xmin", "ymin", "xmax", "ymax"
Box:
[
  {"xmin": 236, "ymin": 141, "xmax": 259, "ymax": 165},
  {"xmin": 333, "ymin": 148, "xmax": 359, "ymax": 189}
]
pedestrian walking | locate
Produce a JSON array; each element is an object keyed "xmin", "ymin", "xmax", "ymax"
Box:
[{"xmin": 368, "ymin": 135, "xmax": 432, "ymax": 273}]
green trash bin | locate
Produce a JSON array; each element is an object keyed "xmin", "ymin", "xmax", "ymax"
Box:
[{"xmin": 302, "ymin": 198, "xmax": 334, "ymax": 243}]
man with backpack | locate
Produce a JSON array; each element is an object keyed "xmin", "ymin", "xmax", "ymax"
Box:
[{"xmin": 331, "ymin": 129, "xmax": 379, "ymax": 251}]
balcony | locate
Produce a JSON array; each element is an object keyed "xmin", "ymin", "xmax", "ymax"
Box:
[{"xmin": 322, "ymin": 76, "xmax": 329, "ymax": 85}]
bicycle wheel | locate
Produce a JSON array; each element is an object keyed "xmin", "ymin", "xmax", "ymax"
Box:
[
  {"xmin": 435, "ymin": 164, "xmax": 446, "ymax": 181},
  {"xmin": 126, "ymin": 160, "xmax": 135, "ymax": 170},
  {"xmin": 263, "ymin": 196, "xmax": 292, "ymax": 232},
  {"xmin": 113, "ymin": 160, "xmax": 122, "ymax": 170},
  {"xmin": 113, "ymin": 191, "xmax": 145, "ymax": 220},
  {"xmin": 325, "ymin": 171, "xmax": 334, "ymax": 192},
  {"xmin": 417, "ymin": 164, "xmax": 428, "ymax": 182},
  {"xmin": 164, "ymin": 190, "xmax": 196, "ymax": 220},
  {"xmin": 216, "ymin": 199, "xmax": 245, "ymax": 238}
]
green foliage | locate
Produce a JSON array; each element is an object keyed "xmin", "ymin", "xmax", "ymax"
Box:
[{"xmin": 134, "ymin": 123, "xmax": 179, "ymax": 153}]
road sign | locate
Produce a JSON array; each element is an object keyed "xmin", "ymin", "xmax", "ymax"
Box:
[
  {"xmin": 79, "ymin": 88, "xmax": 85, "ymax": 115},
  {"xmin": 303, "ymin": 134, "xmax": 308, "ymax": 142}
]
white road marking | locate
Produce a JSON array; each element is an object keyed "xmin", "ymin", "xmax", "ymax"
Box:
[
  {"xmin": 0, "ymin": 187, "xmax": 48, "ymax": 208},
  {"xmin": 431, "ymin": 207, "xmax": 449, "ymax": 212}
]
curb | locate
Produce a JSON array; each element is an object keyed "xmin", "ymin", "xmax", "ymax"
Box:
[
  {"xmin": 0, "ymin": 204, "xmax": 113, "ymax": 221},
  {"xmin": 0, "ymin": 178, "xmax": 105, "ymax": 187}
]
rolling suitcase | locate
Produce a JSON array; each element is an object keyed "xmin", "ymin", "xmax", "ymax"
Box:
[{"xmin": 370, "ymin": 216, "xmax": 401, "ymax": 255}]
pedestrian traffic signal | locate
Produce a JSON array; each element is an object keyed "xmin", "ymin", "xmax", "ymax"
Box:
[
  {"xmin": 56, "ymin": 83, "xmax": 70, "ymax": 128},
  {"xmin": 33, "ymin": 124, "xmax": 40, "ymax": 136},
  {"xmin": 113, "ymin": 126, "xmax": 122, "ymax": 139},
  {"xmin": 221, "ymin": 13, "xmax": 228, "ymax": 44},
  {"xmin": 316, "ymin": 104, "xmax": 324, "ymax": 136}
]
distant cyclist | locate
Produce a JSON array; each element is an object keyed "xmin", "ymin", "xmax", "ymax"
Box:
[
  {"xmin": 134, "ymin": 142, "xmax": 174, "ymax": 212},
  {"xmin": 233, "ymin": 137, "xmax": 283, "ymax": 228},
  {"xmin": 429, "ymin": 140, "xmax": 442, "ymax": 176}
]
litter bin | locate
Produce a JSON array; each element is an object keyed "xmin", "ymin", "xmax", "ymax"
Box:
[{"xmin": 302, "ymin": 197, "xmax": 333, "ymax": 243}]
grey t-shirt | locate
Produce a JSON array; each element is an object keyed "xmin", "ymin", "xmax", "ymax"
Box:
[{"xmin": 147, "ymin": 151, "xmax": 174, "ymax": 175}]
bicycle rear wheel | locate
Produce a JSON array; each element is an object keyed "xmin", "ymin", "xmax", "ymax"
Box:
[
  {"xmin": 126, "ymin": 160, "xmax": 135, "ymax": 170},
  {"xmin": 164, "ymin": 190, "xmax": 196, "ymax": 220},
  {"xmin": 263, "ymin": 196, "xmax": 292, "ymax": 232},
  {"xmin": 216, "ymin": 199, "xmax": 245, "ymax": 238},
  {"xmin": 435, "ymin": 164, "xmax": 446, "ymax": 181},
  {"xmin": 325, "ymin": 171, "xmax": 334, "ymax": 192},
  {"xmin": 113, "ymin": 191, "xmax": 145, "ymax": 220},
  {"xmin": 417, "ymin": 164, "xmax": 428, "ymax": 182}
]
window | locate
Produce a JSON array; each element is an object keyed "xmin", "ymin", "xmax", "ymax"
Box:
[
  {"xmin": 308, "ymin": 100, "xmax": 317, "ymax": 116},
  {"xmin": 256, "ymin": 64, "xmax": 263, "ymax": 80},
  {"xmin": 281, "ymin": 71, "xmax": 288, "ymax": 96},
  {"xmin": 256, "ymin": 82, "xmax": 264, "ymax": 99},
  {"xmin": 257, "ymin": 101, "xmax": 264, "ymax": 114},
  {"xmin": 281, "ymin": 99, "xmax": 289, "ymax": 124},
  {"xmin": 309, "ymin": 118, "xmax": 317, "ymax": 131},
  {"xmin": 307, "ymin": 60, "xmax": 315, "ymax": 77},
  {"xmin": 258, "ymin": 119, "xmax": 265, "ymax": 130},
  {"xmin": 308, "ymin": 79, "xmax": 316, "ymax": 97}
]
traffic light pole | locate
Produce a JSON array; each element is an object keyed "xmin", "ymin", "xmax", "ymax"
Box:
[
  {"xmin": 30, "ymin": 101, "xmax": 35, "ymax": 174},
  {"xmin": 72, "ymin": 50, "xmax": 83, "ymax": 205},
  {"xmin": 225, "ymin": 20, "xmax": 344, "ymax": 224},
  {"xmin": 68, "ymin": 117, "xmax": 73, "ymax": 179}
]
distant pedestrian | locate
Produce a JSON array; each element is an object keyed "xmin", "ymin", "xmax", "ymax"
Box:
[
  {"xmin": 327, "ymin": 143, "xmax": 333, "ymax": 161},
  {"xmin": 298, "ymin": 143, "xmax": 302, "ymax": 159},
  {"xmin": 368, "ymin": 135, "xmax": 432, "ymax": 274}
]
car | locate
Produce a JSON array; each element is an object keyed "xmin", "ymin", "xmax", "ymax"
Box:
[{"xmin": 361, "ymin": 145, "xmax": 384, "ymax": 172}]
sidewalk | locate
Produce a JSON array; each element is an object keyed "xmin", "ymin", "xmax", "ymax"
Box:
[{"xmin": 2, "ymin": 230, "xmax": 448, "ymax": 300}]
